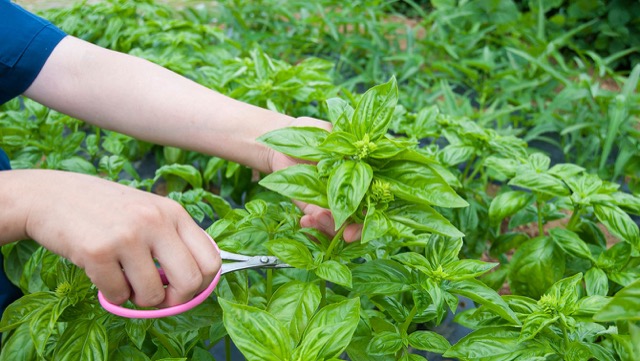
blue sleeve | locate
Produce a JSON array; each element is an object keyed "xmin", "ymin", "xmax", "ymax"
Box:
[{"xmin": 0, "ymin": 0, "xmax": 67, "ymax": 104}]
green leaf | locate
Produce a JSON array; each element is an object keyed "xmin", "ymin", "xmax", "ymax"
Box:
[
  {"xmin": 509, "ymin": 237, "xmax": 565, "ymax": 299},
  {"xmin": 351, "ymin": 77, "xmax": 398, "ymax": 140},
  {"xmin": 265, "ymin": 238, "xmax": 315, "ymax": 269},
  {"xmin": 549, "ymin": 228, "xmax": 595, "ymax": 262},
  {"xmin": 376, "ymin": 161, "xmax": 468, "ymax": 208},
  {"xmin": 489, "ymin": 191, "xmax": 534, "ymax": 224},
  {"xmin": 60, "ymin": 156, "xmax": 97, "ymax": 175},
  {"xmin": 318, "ymin": 131, "xmax": 358, "ymax": 156},
  {"xmin": 408, "ymin": 330, "xmax": 451, "ymax": 353},
  {"xmin": 519, "ymin": 312, "xmax": 557, "ymax": 342},
  {"xmin": 292, "ymin": 298, "xmax": 360, "ymax": 360},
  {"xmin": 259, "ymin": 165, "xmax": 328, "ymax": 208},
  {"xmin": 325, "ymin": 97, "xmax": 354, "ymax": 128},
  {"xmin": 439, "ymin": 144, "xmax": 475, "ymax": 166},
  {"xmin": 125, "ymin": 318, "xmax": 151, "ymax": 350},
  {"xmin": 267, "ymin": 281, "xmax": 321, "ymax": 342},
  {"xmin": 443, "ymin": 327, "xmax": 537, "ymax": 359},
  {"xmin": 449, "ymin": 279, "xmax": 520, "ymax": 325},
  {"xmin": 594, "ymin": 204, "xmax": 640, "ymax": 254},
  {"xmin": 585, "ymin": 267, "xmax": 609, "ymax": 297},
  {"xmin": 594, "ymin": 279, "xmax": 640, "ymax": 322},
  {"xmin": 220, "ymin": 298, "xmax": 294, "ymax": 361},
  {"xmin": 446, "ymin": 259, "xmax": 498, "ymax": 280},
  {"xmin": 352, "ymin": 260, "xmax": 413, "ymax": 295},
  {"xmin": 328, "ymin": 160, "xmax": 373, "ymax": 230},
  {"xmin": 0, "ymin": 323, "xmax": 37, "ymax": 361},
  {"xmin": 52, "ymin": 318, "xmax": 108, "ymax": 361},
  {"xmin": 508, "ymin": 172, "xmax": 570, "ymax": 197},
  {"xmin": 0, "ymin": 292, "xmax": 57, "ymax": 332},
  {"xmin": 315, "ymin": 260, "xmax": 352, "ymax": 288},
  {"xmin": 362, "ymin": 207, "xmax": 390, "ymax": 243},
  {"xmin": 111, "ymin": 346, "xmax": 151, "ymax": 361},
  {"xmin": 366, "ymin": 331, "xmax": 403, "ymax": 356},
  {"xmin": 258, "ymin": 126, "xmax": 330, "ymax": 161},
  {"xmin": 155, "ymin": 164, "xmax": 202, "ymax": 189},
  {"xmin": 387, "ymin": 203, "xmax": 464, "ymax": 238}
]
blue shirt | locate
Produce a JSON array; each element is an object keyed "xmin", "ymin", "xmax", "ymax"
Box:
[
  {"xmin": 0, "ymin": 0, "xmax": 66, "ymax": 104},
  {"xmin": 0, "ymin": 1, "xmax": 66, "ymax": 317}
]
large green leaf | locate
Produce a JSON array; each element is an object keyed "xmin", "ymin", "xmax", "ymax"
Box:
[
  {"xmin": 488, "ymin": 191, "xmax": 534, "ymax": 224},
  {"xmin": 448, "ymin": 279, "xmax": 520, "ymax": 325},
  {"xmin": 508, "ymin": 172, "xmax": 570, "ymax": 197},
  {"xmin": 443, "ymin": 327, "xmax": 538, "ymax": 360},
  {"xmin": 594, "ymin": 279, "xmax": 640, "ymax": 322},
  {"xmin": 352, "ymin": 260, "xmax": 413, "ymax": 295},
  {"xmin": 315, "ymin": 260, "xmax": 352, "ymax": 288},
  {"xmin": 387, "ymin": 204, "xmax": 464, "ymax": 238},
  {"xmin": 509, "ymin": 237, "xmax": 565, "ymax": 299},
  {"xmin": 351, "ymin": 77, "xmax": 398, "ymax": 140},
  {"xmin": 52, "ymin": 319, "xmax": 108, "ymax": 361},
  {"xmin": 267, "ymin": 281, "xmax": 321, "ymax": 342},
  {"xmin": 594, "ymin": 204, "xmax": 640, "ymax": 254},
  {"xmin": 366, "ymin": 331, "xmax": 403, "ymax": 356},
  {"xmin": 0, "ymin": 292, "xmax": 57, "ymax": 332},
  {"xmin": 292, "ymin": 298, "xmax": 360, "ymax": 360},
  {"xmin": 220, "ymin": 298, "xmax": 294, "ymax": 361},
  {"xmin": 376, "ymin": 161, "xmax": 468, "ymax": 208},
  {"xmin": 0, "ymin": 323, "xmax": 37, "ymax": 361},
  {"xmin": 265, "ymin": 238, "xmax": 315, "ymax": 269},
  {"xmin": 549, "ymin": 228, "xmax": 594, "ymax": 262},
  {"xmin": 408, "ymin": 330, "xmax": 451, "ymax": 353},
  {"xmin": 327, "ymin": 160, "xmax": 373, "ymax": 229},
  {"xmin": 259, "ymin": 165, "xmax": 328, "ymax": 208},
  {"xmin": 257, "ymin": 126, "xmax": 330, "ymax": 161}
]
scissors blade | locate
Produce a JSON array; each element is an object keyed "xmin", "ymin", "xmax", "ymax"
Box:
[{"xmin": 220, "ymin": 254, "xmax": 291, "ymax": 275}]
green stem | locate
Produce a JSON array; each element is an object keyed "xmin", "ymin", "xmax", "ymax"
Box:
[
  {"xmin": 225, "ymin": 335, "xmax": 232, "ymax": 361},
  {"xmin": 325, "ymin": 222, "xmax": 348, "ymax": 260},
  {"xmin": 566, "ymin": 206, "xmax": 583, "ymax": 231},
  {"xmin": 536, "ymin": 199, "xmax": 545, "ymax": 237},
  {"xmin": 149, "ymin": 327, "xmax": 180, "ymax": 357},
  {"xmin": 401, "ymin": 305, "xmax": 418, "ymax": 333},
  {"xmin": 320, "ymin": 280, "xmax": 328, "ymax": 308},
  {"xmin": 266, "ymin": 269, "xmax": 273, "ymax": 301}
]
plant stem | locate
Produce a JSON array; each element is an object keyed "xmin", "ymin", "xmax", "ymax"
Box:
[
  {"xmin": 566, "ymin": 206, "xmax": 583, "ymax": 230},
  {"xmin": 401, "ymin": 305, "xmax": 418, "ymax": 333},
  {"xmin": 320, "ymin": 280, "xmax": 327, "ymax": 308},
  {"xmin": 536, "ymin": 199, "xmax": 545, "ymax": 236},
  {"xmin": 225, "ymin": 336, "xmax": 231, "ymax": 361},
  {"xmin": 325, "ymin": 222, "xmax": 348, "ymax": 260},
  {"xmin": 266, "ymin": 269, "xmax": 273, "ymax": 301}
]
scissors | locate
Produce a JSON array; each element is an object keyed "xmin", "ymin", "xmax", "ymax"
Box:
[{"xmin": 98, "ymin": 231, "xmax": 291, "ymax": 318}]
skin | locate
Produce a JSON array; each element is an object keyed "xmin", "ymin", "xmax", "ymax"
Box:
[{"xmin": 0, "ymin": 36, "xmax": 360, "ymax": 308}]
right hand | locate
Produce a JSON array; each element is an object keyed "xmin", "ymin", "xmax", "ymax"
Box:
[{"xmin": 15, "ymin": 169, "xmax": 220, "ymax": 308}]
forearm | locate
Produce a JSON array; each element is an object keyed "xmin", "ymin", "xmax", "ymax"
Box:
[
  {"xmin": 0, "ymin": 170, "xmax": 33, "ymax": 244},
  {"xmin": 23, "ymin": 36, "xmax": 293, "ymax": 173}
]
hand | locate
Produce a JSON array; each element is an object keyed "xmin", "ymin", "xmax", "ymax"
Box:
[
  {"xmin": 17, "ymin": 170, "xmax": 220, "ymax": 308},
  {"xmin": 267, "ymin": 117, "xmax": 362, "ymax": 243}
]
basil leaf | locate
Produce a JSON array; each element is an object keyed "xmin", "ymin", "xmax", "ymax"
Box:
[
  {"xmin": 328, "ymin": 160, "xmax": 373, "ymax": 229},
  {"xmin": 111, "ymin": 346, "xmax": 151, "ymax": 361},
  {"xmin": 443, "ymin": 327, "xmax": 540, "ymax": 359},
  {"xmin": 352, "ymin": 260, "xmax": 413, "ymax": 295},
  {"xmin": 219, "ymin": 298, "xmax": 294, "ymax": 361},
  {"xmin": 549, "ymin": 228, "xmax": 595, "ymax": 262},
  {"xmin": 488, "ymin": 191, "xmax": 534, "ymax": 224},
  {"xmin": 408, "ymin": 330, "xmax": 451, "ymax": 353},
  {"xmin": 439, "ymin": 144, "xmax": 475, "ymax": 166},
  {"xmin": 448, "ymin": 279, "xmax": 520, "ymax": 325},
  {"xmin": 293, "ymin": 298, "xmax": 360, "ymax": 360},
  {"xmin": 376, "ymin": 161, "xmax": 468, "ymax": 208},
  {"xmin": 387, "ymin": 204, "xmax": 464, "ymax": 238},
  {"xmin": 259, "ymin": 165, "xmax": 329, "ymax": 208},
  {"xmin": 351, "ymin": 77, "xmax": 398, "ymax": 140},
  {"xmin": 585, "ymin": 267, "xmax": 609, "ymax": 297},
  {"xmin": 518, "ymin": 312, "xmax": 557, "ymax": 342},
  {"xmin": 446, "ymin": 259, "xmax": 498, "ymax": 280},
  {"xmin": 258, "ymin": 126, "xmax": 330, "ymax": 161},
  {"xmin": 265, "ymin": 238, "xmax": 315, "ymax": 269},
  {"xmin": 366, "ymin": 331, "xmax": 403, "ymax": 355},
  {"xmin": 594, "ymin": 204, "xmax": 640, "ymax": 255},
  {"xmin": 52, "ymin": 319, "xmax": 108, "ymax": 361},
  {"xmin": 318, "ymin": 131, "xmax": 358, "ymax": 156},
  {"xmin": 508, "ymin": 172, "xmax": 570, "ymax": 197},
  {"xmin": 315, "ymin": 260, "xmax": 352, "ymax": 288},
  {"xmin": 509, "ymin": 237, "xmax": 565, "ymax": 299},
  {"xmin": 266, "ymin": 281, "xmax": 321, "ymax": 342},
  {"xmin": 125, "ymin": 318, "xmax": 151, "ymax": 350},
  {"xmin": 594, "ymin": 279, "xmax": 640, "ymax": 322},
  {"xmin": 0, "ymin": 291, "xmax": 57, "ymax": 332},
  {"xmin": 0, "ymin": 323, "xmax": 37, "ymax": 360},
  {"xmin": 362, "ymin": 208, "xmax": 390, "ymax": 244},
  {"xmin": 155, "ymin": 164, "xmax": 202, "ymax": 189},
  {"xmin": 325, "ymin": 97, "xmax": 354, "ymax": 130}
]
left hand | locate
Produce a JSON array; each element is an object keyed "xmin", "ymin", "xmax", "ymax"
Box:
[{"xmin": 267, "ymin": 117, "xmax": 362, "ymax": 243}]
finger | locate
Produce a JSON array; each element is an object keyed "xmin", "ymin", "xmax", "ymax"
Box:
[
  {"xmin": 85, "ymin": 260, "xmax": 131, "ymax": 305},
  {"xmin": 343, "ymin": 224, "xmax": 363, "ymax": 243},
  {"xmin": 300, "ymin": 208, "xmax": 335, "ymax": 235},
  {"xmin": 119, "ymin": 246, "xmax": 166, "ymax": 307},
  {"xmin": 176, "ymin": 221, "xmax": 220, "ymax": 294},
  {"xmin": 151, "ymin": 229, "xmax": 203, "ymax": 307}
]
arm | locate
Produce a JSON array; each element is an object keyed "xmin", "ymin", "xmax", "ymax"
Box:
[{"xmin": 23, "ymin": 36, "xmax": 291, "ymax": 173}]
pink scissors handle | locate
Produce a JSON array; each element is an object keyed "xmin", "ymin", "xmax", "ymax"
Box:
[{"xmin": 98, "ymin": 231, "xmax": 222, "ymax": 318}]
